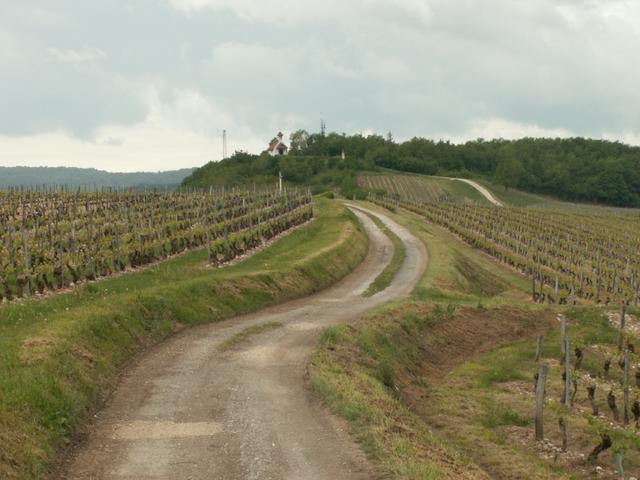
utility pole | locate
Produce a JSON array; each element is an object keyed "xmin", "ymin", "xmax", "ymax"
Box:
[{"xmin": 222, "ymin": 129, "xmax": 228, "ymax": 159}]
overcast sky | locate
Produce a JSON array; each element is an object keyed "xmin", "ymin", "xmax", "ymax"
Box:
[{"xmin": 1, "ymin": 1, "xmax": 639, "ymax": 172}]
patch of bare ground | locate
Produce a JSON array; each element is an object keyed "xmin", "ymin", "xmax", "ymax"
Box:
[{"xmin": 402, "ymin": 306, "xmax": 557, "ymax": 387}]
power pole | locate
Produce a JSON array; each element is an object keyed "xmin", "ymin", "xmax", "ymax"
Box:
[{"xmin": 222, "ymin": 129, "xmax": 228, "ymax": 159}]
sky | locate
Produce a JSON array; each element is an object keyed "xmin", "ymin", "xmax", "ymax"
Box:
[{"xmin": 1, "ymin": 1, "xmax": 639, "ymax": 172}]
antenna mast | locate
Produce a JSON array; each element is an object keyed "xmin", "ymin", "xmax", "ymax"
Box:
[{"xmin": 222, "ymin": 129, "xmax": 228, "ymax": 159}]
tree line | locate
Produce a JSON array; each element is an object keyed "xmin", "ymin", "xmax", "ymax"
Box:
[{"xmin": 184, "ymin": 130, "xmax": 640, "ymax": 208}]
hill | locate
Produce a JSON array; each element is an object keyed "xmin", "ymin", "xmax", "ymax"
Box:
[
  {"xmin": 0, "ymin": 166, "xmax": 195, "ymax": 189},
  {"xmin": 182, "ymin": 151, "xmax": 372, "ymax": 198},
  {"xmin": 293, "ymin": 132, "xmax": 640, "ymax": 208},
  {"xmin": 184, "ymin": 134, "xmax": 640, "ymax": 208}
]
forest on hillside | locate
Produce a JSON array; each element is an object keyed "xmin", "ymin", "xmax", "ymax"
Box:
[
  {"xmin": 0, "ymin": 166, "xmax": 195, "ymax": 189},
  {"xmin": 184, "ymin": 132, "xmax": 640, "ymax": 207}
]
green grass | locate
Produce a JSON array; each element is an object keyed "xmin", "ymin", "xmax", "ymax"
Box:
[
  {"xmin": 477, "ymin": 178, "xmax": 640, "ymax": 214},
  {"xmin": 310, "ymin": 304, "xmax": 475, "ymax": 479},
  {"xmin": 363, "ymin": 214, "xmax": 406, "ymax": 297},
  {"xmin": 422, "ymin": 305, "xmax": 640, "ymax": 479},
  {"xmin": 0, "ymin": 198, "xmax": 369, "ymax": 480},
  {"xmin": 218, "ymin": 322, "xmax": 283, "ymax": 351},
  {"xmin": 475, "ymin": 179, "xmax": 550, "ymax": 207}
]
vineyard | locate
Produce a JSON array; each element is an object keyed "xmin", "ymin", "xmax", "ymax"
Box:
[
  {"xmin": 0, "ymin": 188, "xmax": 312, "ymax": 302},
  {"xmin": 358, "ymin": 174, "xmax": 487, "ymax": 204},
  {"xmin": 370, "ymin": 195, "xmax": 640, "ymax": 306}
]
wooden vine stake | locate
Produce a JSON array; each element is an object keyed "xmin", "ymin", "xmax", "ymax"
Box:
[
  {"xmin": 618, "ymin": 303, "xmax": 627, "ymax": 352},
  {"xmin": 587, "ymin": 384, "xmax": 599, "ymax": 416},
  {"xmin": 558, "ymin": 417, "xmax": 567, "ymax": 452},
  {"xmin": 560, "ymin": 315, "xmax": 566, "ymax": 364},
  {"xmin": 615, "ymin": 451, "xmax": 625, "ymax": 480},
  {"xmin": 535, "ymin": 335, "xmax": 543, "ymax": 362},
  {"xmin": 564, "ymin": 338, "xmax": 571, "ymax": 407},
  {"xmin": 623, "ymin": 349, "xmax": 630, "ymax": 426},
  {"xmin": 535, "ymin": 363, "xmax": 548, "ymax": 441}
]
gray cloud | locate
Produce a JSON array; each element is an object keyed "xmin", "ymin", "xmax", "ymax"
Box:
[{"xmin": 1, "ymin": 0, "xmax": 639, "ymax": 171}]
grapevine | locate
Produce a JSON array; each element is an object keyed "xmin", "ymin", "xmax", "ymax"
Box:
[
  {"xmin": 369, "ymin": 193, "xmax": 640, "ymax": 305},
  {"xmin": 0, "ymin": 187, "xmax": 313, "ymax": 301}
]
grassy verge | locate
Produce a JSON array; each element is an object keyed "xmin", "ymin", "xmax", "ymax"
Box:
[
  {"xmin": 422, "ymin": 306, "xmax": 640, "ymax": 479},
  {"xmin": 363, "ymin": 214, "xmax": 406, "ymax": 297},
  {"xmin": 0, "ymin": 198, "xmax": 369, "ymax": 480},
  {"xmin": 218, "ymin": 322, "xmax": 282, "ymax": 351},
  {"xmin": 310, "ymin": 302, "xmax": 554, "ymax": 479},
  {"xmin": 311, "ymin": 304, "xmax": 474, "ymax": 479}
]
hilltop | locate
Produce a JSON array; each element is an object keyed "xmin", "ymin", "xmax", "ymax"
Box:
[{"xmin": 183, "ymin": 133, "xmax": 640, "ymax": 208}]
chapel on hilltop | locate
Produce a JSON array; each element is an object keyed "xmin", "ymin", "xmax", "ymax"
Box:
[{"xmin": 267, "ymin": 132, "xmax": 289, "ymax": 156}]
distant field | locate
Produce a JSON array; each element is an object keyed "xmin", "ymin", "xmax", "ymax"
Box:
[{"xmin": 358, "ymin": 173, "xmax": 488, "ymax": 204}]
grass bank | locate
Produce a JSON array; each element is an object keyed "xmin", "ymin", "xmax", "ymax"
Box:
[
  {"xmin": 0, "ymin": 198, "xmax": 369, "ymax": 480},
  {"xmin": 420, "ymin": 306, "xmax": 640, "ymax": 479},
  {"xmin": 310, "ymin": 301, "xmax": 557, "ymax": 479},
  {"xmin": 362, "ymin": 214, "xmax": 406, "ymax": 297}
]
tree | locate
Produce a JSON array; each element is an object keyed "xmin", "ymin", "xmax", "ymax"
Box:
[
  {"xmin": 495, "ymin": 147, "xmax": 524, "ymax": 190},
  {"xmin": 289, "ymin": 130, "xmax": 310, "ymax": 153}
]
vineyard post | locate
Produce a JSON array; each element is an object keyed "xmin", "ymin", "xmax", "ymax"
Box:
[
  {"xmin": 115, "ymin": 223, "xmax": 121, "ymax": 272},
  {"xmin": 21, "ymin": 208, "xmax": 31, "ymax": 296},
  {"xmin": 535, "ymin": 335, "xmax": 543, "ymax": 362},
  {"xmin": 623, "ymin": 349, "xmax": 630, "ymax": 426},
  {"xmin": 535, "ymin": 363, "xmax": 548, "ymax": 441},
  {"xmin": 87, "ymin": 200, "xmax": 95, "ymax": 279},
  {"xmin": 616, "ymin": 451, "xmax": 625, "ymax": 480},
  {"xmin": 564, "ymin": 338, "xmax": 571, "ymax": 406},
  {"xmin": 560, "ymin": 315, "xmax": 566, "ymax": 364},
  {"xmin": 558, "ymin": 417, "xmax": 567, "ymax": 452},
  {"xmin": 531, "ymin": 276, "xmax": 536, "ymax": 301},
  {"xmin": 618, "ymin": 302, "xmax": 626, "ymax": 352}
]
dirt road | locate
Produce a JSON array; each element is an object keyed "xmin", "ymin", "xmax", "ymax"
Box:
[
  {"xmin": 453, "ymin": 178, "xmax": 504, "ymax": 206},
  {"xmin": 57, "ymin": 205, "xmax": 427, "ymax": 480}
]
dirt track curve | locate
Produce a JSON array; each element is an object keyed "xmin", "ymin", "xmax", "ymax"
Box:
[
  {"xmin": 56, "ymin": 205, "xmax": 427, "ymax": 480},
  {"xmin": 453, "ymin": 178, "xmax": 504, "ymax": 206}
]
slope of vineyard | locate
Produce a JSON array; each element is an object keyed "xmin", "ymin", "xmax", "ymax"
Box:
[
  {"xmin": 370, "ymin": 195, "xmax": 640, "ymax": 306},
  {"xmin": 0, "ymin": 199, "xmax": 367, "ymax": 479},
  {"xmin": 358, "ymin": 173, "xmax": 489, "ymax": 204}
]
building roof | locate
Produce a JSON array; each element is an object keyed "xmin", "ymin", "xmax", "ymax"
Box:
[{"xmin": 267, "ymin": 135, "xmax": 288, "ymax": 152}]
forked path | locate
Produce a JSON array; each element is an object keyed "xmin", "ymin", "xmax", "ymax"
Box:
[{"xmin": 58, "ymin": 205, "xmax": 427, "ymax": 480}]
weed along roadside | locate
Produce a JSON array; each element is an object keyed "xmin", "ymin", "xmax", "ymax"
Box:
[{"xmin": 0, "ymin": 198, "xmax": 368, "ymax": 480}]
